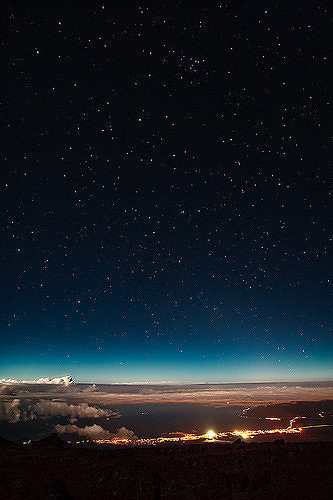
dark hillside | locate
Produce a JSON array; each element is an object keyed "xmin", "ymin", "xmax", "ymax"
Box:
[{"xmin": 1, "ymin": 438, "xmax": 332, "ymax": 499}]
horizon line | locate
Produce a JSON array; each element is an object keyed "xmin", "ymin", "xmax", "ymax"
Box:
[{"xmin": 2, "ymin": 376, "xmax": 333, "ymax": 386}]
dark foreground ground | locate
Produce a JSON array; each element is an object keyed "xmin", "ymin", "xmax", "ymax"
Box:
[{"xmin": 1, "ymin": 436, "xmax": 332, "ymax": 499}]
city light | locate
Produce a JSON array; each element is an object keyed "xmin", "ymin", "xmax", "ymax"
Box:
[
  {"xmin": 205, "ymin": 430, "xmax": 217, "ymax": 439},
  {"xmin": 81, "ymin": 416, "xmax": 322, "ymax": 447}
]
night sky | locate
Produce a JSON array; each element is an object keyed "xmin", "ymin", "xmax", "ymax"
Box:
[{"xmin": 1, "ymin": 1, "xmax": 332, "ymax": 383}]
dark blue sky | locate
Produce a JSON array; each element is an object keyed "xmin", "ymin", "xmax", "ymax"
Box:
[{"xmin": 1, "ymin": 0, "xmax": 332, "ymax": 382}]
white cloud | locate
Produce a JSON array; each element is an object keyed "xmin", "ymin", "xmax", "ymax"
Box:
[
  {"xmin": 0, "ymin": 376, "xmax": 74, "ymax": 386},
  {"xmin": 55, "ymin": 423, "xmax": 113, "ymax": 440},
  {"xmin": 55, "ymin": 423, "xmax": 138, "ymax": 441},
  {"xmin": 33, "ymin": 400, "xmax": 120, "ymax": 419}
]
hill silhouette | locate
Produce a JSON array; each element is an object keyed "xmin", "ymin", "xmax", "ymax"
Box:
[{"xmin": 0, "ymin": 436, "xmax": 332, "ymax": 498}]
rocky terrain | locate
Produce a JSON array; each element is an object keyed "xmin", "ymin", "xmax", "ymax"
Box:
[{"xmin": 0, "ymin": 435, "xmax": 332, "ymax": 499}]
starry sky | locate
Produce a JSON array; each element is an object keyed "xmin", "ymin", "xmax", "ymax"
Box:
[{"xmin": 1, "ymin": 1, "xmax": 332, "ymax": 383}]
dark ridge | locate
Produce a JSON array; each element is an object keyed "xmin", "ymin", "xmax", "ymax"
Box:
[
  {"xmin": 31, "ymin": 432, "xmax": 65, "ymax": 448},
  {"xmin": 1, "ymin": 440, "xmax": 332, "ymax": 498},
  {"xmin": 0, "ymin": 435, "xmax": 16, "ymax": 447}
]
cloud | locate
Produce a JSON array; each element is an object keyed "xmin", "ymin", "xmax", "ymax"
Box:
[
  {"xmin": 0, "ymin": 398, "xmax": 120, "ymax": 423},
  {"xmin": 0, "ymin": 399, "xmax": 35, "ymax": 423},
  {"xmin": 114, "ymin": 426, "xmax": 138, "ymax": 441},
  {"xmin": 82, "ymin": 384, "xmax": 99, "ymax": 393},
  {"xmin": 0, "ymin": 385, "xmax": 15, "ymax": 396},
  {"xmin": 33, "ymin": 400, "xmax": 120, "ymax": 419},
  {"xmin": 0, "ymin": 399, "xmax": 21, "ymax": 423},
  {"xmin": 1, "ymin": 380, "xmax": 332, "ymax": 406},
  {"xmin": 0, "ymin": 376, "xmax": 74, "ymax": 386},
  {"xmin": 55, "ymin": 423, "xmax": 138, "ymax": 441},
  {"xmin": 55, "ymin": 423, "xmax": 113, "ymax": 440},
  {"xmin": 41, "ymin": 382, "xmax": 332, "ymax": 405}
]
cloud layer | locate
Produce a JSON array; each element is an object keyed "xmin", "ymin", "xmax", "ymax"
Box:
[
  {"xmin": 0, "ymin": 376, "xmax": 74, "ymax": 386},
  {"xmin": 55, "ymin": 423, "xmax": 137, "ymax": 441},
  {"xmin": 1, "ymin": 380, "xmax": 332, "ymax": 406},
  {"xmin": 33, "ymin": 400, "xmax": 119, "ymax": 419},
  {"xmin": 0, "ymin": 399, "xmax": 120, "ymax": 423},
  {"xmin": 55, "ymin": 423, "xmax": 113, "ymax": 440}
]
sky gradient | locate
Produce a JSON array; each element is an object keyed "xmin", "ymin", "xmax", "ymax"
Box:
[{"xmin": 1, "ymin": 1, "xmax": 332, "ymax": 383}]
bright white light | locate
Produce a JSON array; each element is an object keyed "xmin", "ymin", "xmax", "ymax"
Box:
[{"xmin": 206, "ymin": 429, "xmax": 217, "ymax": 439}]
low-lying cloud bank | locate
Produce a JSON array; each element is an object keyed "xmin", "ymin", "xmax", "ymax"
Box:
[
  {"xmin": 34, "ymin": 400, "xmax": 120, "ymax": 419},
  {"xmin": 0, "ymin": 400, "xmax": 120, "ymax": 423},
  {"xmin": 55, "ymin": 423, "xmax": 113, "ymax": 440},
  {"xmin": 55, "ymin": 423, "xmax": 137, "ymax": 441}
]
